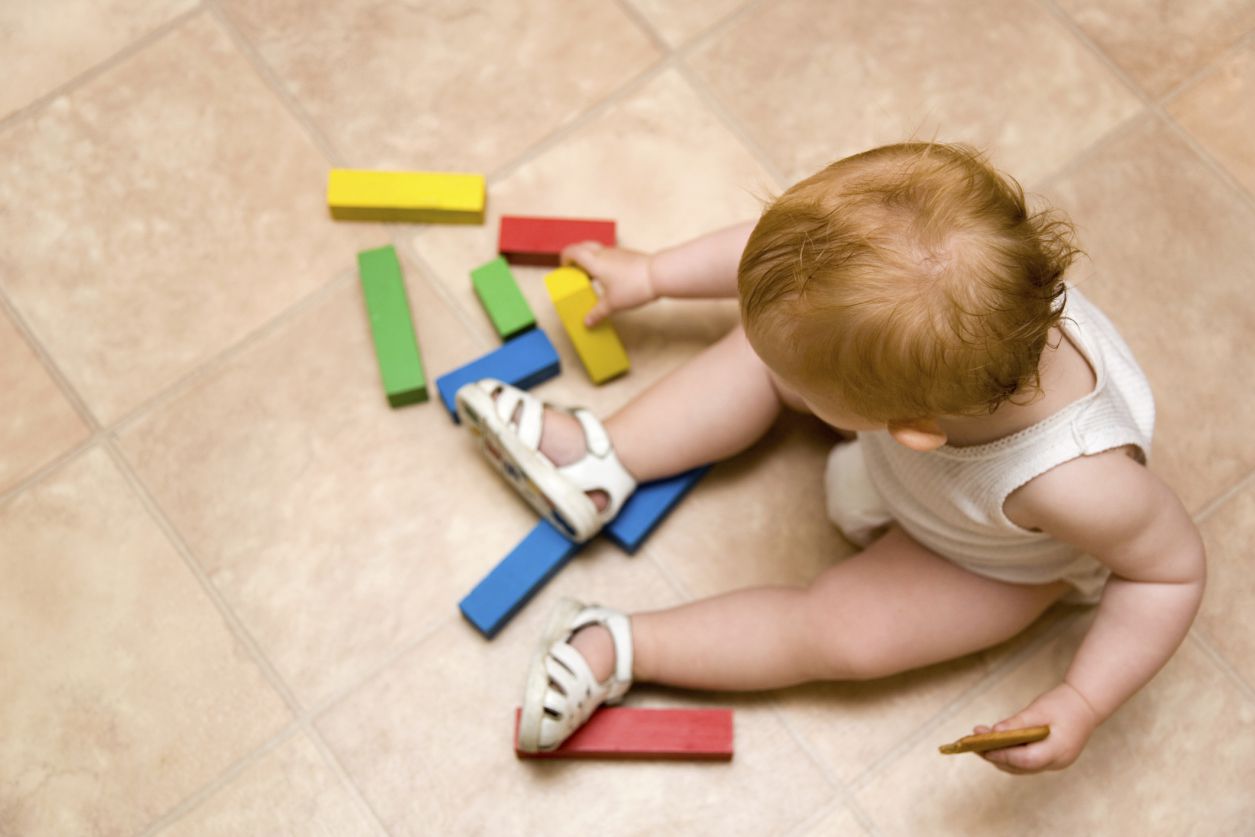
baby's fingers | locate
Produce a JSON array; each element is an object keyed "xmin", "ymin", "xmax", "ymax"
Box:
[
  {"xmin": 980, "ymin": 740, "xmax": 1054, "ymax": 773},
  {"xmin": 560, "ymin": 241, "xmax": 605, "ymax": 273},
  {"xmin": 584, "ymin": 297, "xmax": 613, "ymax": 328}
]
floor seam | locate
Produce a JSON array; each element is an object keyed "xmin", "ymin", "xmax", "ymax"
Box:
[
  {"xmin": 1038, "ymin": 0, "xmax": 1255, "ymax": 213},
  {"xmin": 205, "ymin": 0, "xmax": 346, "ymax": 167},
  {"xmin": 109, "ymin": 270, "xmax": 355, "ymax": 439},
  {"xmin": 0, "ymin": 4, "xmax": 205, "ymax": 138},
  {"xmin": 1194, "ymin": 469, "xmax": 1255, "ymax": 524},
  {"xmin": 137, "ymin": 723, "xmax": 302, "ymax": 836},
  {"xmin": 1188, "ymin": 629, "xmax": 1255, "ymax": 706}
]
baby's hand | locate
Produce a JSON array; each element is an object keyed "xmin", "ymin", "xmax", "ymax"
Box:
[
  {"xmin": 975, "ymin": 682, "xmax": 1100, "ymax": 774},
  {"xmin": 561, "ymin": 241, "xmax": 656, "ymax": 327}
]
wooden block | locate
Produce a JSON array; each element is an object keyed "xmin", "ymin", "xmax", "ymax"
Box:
[
  {"xmin": 328, "ymin": 169, "xmax": 485, "ymax": 223},
  {"xmin": 605, "ymin": 466, "xmax": 710, "ymax": 553},
  {"xmin": 460, "ymin": 520, "xmax": 582, "ymax": 639},
  {"xmin": 498, "ymin": 215, "xmax": 615, "ymax": 266},
  {"xmin": 514, "ymin": 707, "xmax": 734, "ymax": 760},
  {"xmin": 938, "ymin": 725, "xmax": 1051, "ymax": 755},
  {"xmin": 544, "ymin": 266, "xmax": 629, "ymax": 385},
  {"xmin": 471, "ymin": 256, "xmax": 536, "ymax": 340},
  {"xmin": 357, "ymin": 245, "xmax": 427, "ymax": 407},
  {"xmin": 434, "ymin": 329, "xmax": 560, "ymax": 422}
]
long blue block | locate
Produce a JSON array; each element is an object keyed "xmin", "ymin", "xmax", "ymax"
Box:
[
  {"xmin": 460, "ymin": 519, "xmax": 583, "ymax": 639},
  {"xmin": 435, "ymin": 328, "xmax": 560, "ymax": 422},
  {"xmin": 604, "ymin": 466, "xmax": 710, "ymax": 553}
]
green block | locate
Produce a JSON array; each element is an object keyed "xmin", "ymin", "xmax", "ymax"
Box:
[
  {"xmin": 471, "ymin": 256, "xmax": 536, "ymax": 340},
  {"xmin": 357, "ymin": 245, "xmax": 427, "ymax": 406}
]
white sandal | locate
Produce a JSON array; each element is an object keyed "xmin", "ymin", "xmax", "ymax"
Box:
[
  {"xmin": 518, "ymin": 597, "xmax": 634, "ymax": 753},
  {"xmin": 455, "ymin": 378, "xmax": 637, "ymax": 543}
]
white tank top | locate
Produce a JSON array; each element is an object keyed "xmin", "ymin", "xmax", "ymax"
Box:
[{"xmin": 858, "ymin": 288, "xmax": 1155, "ymax": 592}]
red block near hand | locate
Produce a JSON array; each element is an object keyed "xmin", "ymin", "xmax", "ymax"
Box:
[{"xmin": 498, "ymin": 215, "xmax": 616, "ymax": 266}]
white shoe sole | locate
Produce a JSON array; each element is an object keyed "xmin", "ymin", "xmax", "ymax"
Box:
[{"xmin": 517, "ymin": 597, "xmax": 585, "ymax": 753}]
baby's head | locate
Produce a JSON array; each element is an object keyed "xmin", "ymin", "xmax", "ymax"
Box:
[{"xmin": 738, "ymin": 142, "xmax": 1080, "ymax": 442}]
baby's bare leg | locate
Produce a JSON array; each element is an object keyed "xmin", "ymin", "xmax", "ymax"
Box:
[
  {"xmin": 628, "ymin": 526, "xmax": 1069, "ymax": 689},
  {"xmin": 542, "ymin": 325, "xmax": 789, "ymax": 483}
]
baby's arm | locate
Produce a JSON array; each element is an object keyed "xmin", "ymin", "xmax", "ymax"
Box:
[
  {"xmin": 981, "ymin": 450, "xmax": 1206, "ymax": 773},
  {"xmin": 562, "ymin": 222, "xmax": 755, "ymax": 326}
]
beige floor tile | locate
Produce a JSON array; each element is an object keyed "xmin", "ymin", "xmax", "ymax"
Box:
[
  {"xmin": 626, "ymin": 0, "xmax": 749, "ymax": 47},
  {"xmin": 1042, "ymin": 114, "xmax": 1255, "ymax": 512},
  {"xmin": 117, "ymin": 267, "xmax": 508, "ymax": 707},
  {"xmin": 793, "ymin": 800, "xmax": 871, "ymax": 837},
  {"xmin": 1195, "ymin": 478, "xmax": 1255, "ymax": 687},
  {"xmin": 0, "ymin": 307, "xmax": 89, "ymax": 493},
  {"xmin": 218, "ymin": 0, "xmax": 662, "ymax": 171},
  {"xmin": 856, "ymin": 618, "xmax": 1255, "ymax": 835},
  {"xmin": 414, "ymin": 68, "xmax": 774, "ymax": 416},
  {"xmin": 1057, "ymin": 0, "xmax": 1255, "ymax": 99},
  {"xmin": 0, "ymin": 13, "xmax": 378, "ymax": 425},
  {"xmin": 0, "ymin": 0, "xmax": 194, "ymax": 120},
  {"xmin": 1168, "ymin": 38, "xmax": 1255, "ymax": 195},
  {"xmin": 0, "ymin": 448, "xmax": 290, "ymax": 836},
  {"xmin": 317, "ymin": 553, "xmax": 834, "ymax": 837},
  {"xmin": 161, "ymin": 733, "xmax": 377, "ymax": 837},
  {"xmin": 686, "ymin": 0, "xmax": 1142, "ymax": 186}
]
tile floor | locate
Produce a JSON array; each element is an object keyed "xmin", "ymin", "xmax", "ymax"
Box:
[{"xmin": 2, "ymin": 1, "xmax": 1253, "ymax": 834}]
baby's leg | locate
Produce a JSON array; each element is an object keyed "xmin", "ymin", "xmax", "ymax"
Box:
[
  {"xmin": 584, "ymin": 526, "xmax": 1069, "ymax": 690},
  {"xmin": 541, "ymin": 325, "xmax": 790, "ymax": 484}
]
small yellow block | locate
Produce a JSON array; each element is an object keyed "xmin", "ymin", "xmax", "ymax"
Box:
[
  {"xmin": 327, "ymin": 169, "xmax": 485, "ymax": 223},
  {"xmin": 544, "ymin": 267, "xmax": 630, "ymax": 385}
]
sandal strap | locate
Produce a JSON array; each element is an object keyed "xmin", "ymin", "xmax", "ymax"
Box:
[
  {"xmin": 557, "ymin": 410, "xmax": 637, "ymax": 523},
  {"xmin": 487, "ymin": 382, "xmax": 543, "ymax": 451},
  {"xmin": 569, "ymin": 606, "xmax": 633, "ymax": 704}
]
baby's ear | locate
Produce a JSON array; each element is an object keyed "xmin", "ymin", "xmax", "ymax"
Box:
[{"xmin": 887, "ymin": 418, "xmax": 947, "ymax": 452}]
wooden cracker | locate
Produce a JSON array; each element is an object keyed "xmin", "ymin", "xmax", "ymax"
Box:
[{"xmin": 938, "ymin": 725, "xmax": 1050, "ymax": 755}]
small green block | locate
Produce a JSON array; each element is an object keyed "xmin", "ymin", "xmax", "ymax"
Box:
[
  {"xmin": 471, "ymin": 256, "xmax": 536, "ymax": 340},
  {"xmin": 357, "ymin": 245, "xmax": 427, "ymax": 406}
]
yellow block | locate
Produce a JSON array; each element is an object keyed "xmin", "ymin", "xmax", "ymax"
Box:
[
  {"xmin": 544, "ymin": 267, "xmax": 630, "ymax": 385},
  {"xmin": 327, "ymin": 169, "xmax": 485, "ymax": 223}
]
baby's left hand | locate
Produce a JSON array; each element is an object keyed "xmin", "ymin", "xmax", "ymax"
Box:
[{"xmin": 976, "ymin": 682, "xmax": 1101, "ymax": 774}]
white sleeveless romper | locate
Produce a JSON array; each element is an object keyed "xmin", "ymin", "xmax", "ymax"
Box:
[{"xmin": 823, "ymin": 288, "xmax": 1155, "ymax": 604}]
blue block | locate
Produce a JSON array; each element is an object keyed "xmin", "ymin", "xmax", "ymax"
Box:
[
  {"xmin": 460, "ymin": 519, "xmax": 582, "ymax": 638},
  {"xmin": 436, "ymin": 328, "xmax": 560, "ymax": 422},
  {"xmin": 605, "ymin": 466, "xmax": 710, "ymax": 553}
]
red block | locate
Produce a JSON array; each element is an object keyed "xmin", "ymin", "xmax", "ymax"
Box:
[
  {"xmin": 514, "ymin": 706, "xmax": 734, "ymax": 760},
  {"xmin": 498, "ymin": 215, "xmax": 616, "ymax": 266}
]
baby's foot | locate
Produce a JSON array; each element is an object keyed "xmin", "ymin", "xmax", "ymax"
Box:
[
  {"xmin": 519, "ymin": 599, "xmax": 634, "ymax": 752},
  {"xmin": 490, "ymin": 389, "xmax": 611, "ymax": 513},
  {"xmin": 568, "ymin": 622, "xmax": 615, "ymax": 682}
]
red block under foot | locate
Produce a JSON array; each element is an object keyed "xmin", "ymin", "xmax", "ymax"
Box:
[
  {"xmin": 514, "ymin": 706, "xmax": 734, "ymax": 760},
  {"xmin": 498, "ymin": 215, "xmax": 616, "ymax": 266}
]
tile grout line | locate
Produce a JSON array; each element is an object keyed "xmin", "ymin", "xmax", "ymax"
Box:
[
  {"xmin": 204, "ymin": 0, "xmax": 346, "ymax": 167},
  {"xmin": 109, "ymin": 269, "xmax": 357, "ymax": 438},
  {"xmin": 108, "ymin": 428, "xmax": 398, "ymax": 836},
  {"xmin": 610, "ymin": 0, "xmax": 673, "ymax": 57},
  {"xmin": 1187, "ymin": 628, "xmax": 1255, "ymax": 706},
  {"xmin": 782, "ymin": 791, "xmax": 882, "ymax": 837},
  {"xmin": 1036, "ymin": 0, "xmax": 1255, "ymax": 214},
  {"xmin": 848, "ymin": 608, "xmax": 1084, "ymax": 792},
  {"xmin": 102, "ymin": 439, "xmax": 305, "ymax": 713},
  {"xmin": 0, "ymin": 4, "xmax": 206, "ymax": 137},
  {"xmin": 1157, "ymin": 28, "xmax": 1255, "ymax": 109},
  {"xmin": 1194, "ymin": 468, "xmax": 1255, "ymax": 525},
  {"xmin": 137, "ymin": 724, "xmax": 303, "ymax": 837}
]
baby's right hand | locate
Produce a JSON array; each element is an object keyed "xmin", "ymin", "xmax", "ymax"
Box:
[{"xmin": 561, "ymin": 241, "xmax": 656, "ymax": 327}]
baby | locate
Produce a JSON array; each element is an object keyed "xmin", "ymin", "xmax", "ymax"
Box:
[{"xmin": 455, "ymin": 142, "xmax": 1205, "ymax": 773}]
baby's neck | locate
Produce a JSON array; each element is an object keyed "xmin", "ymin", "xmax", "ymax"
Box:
[{"xmin": 935, "ymin": 328, "xmax": 1097, "ymax": 448}]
